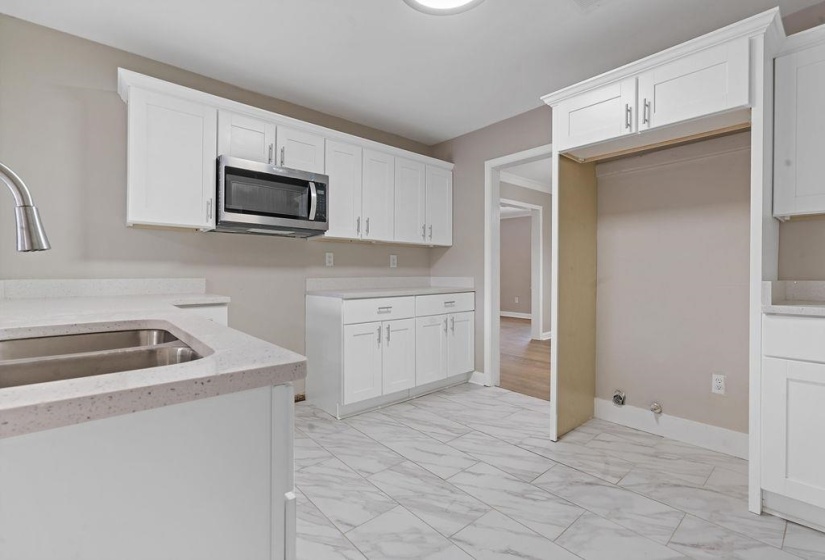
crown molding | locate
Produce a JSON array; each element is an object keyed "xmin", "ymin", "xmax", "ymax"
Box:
[{"xmin": 541, "ymin": 8, "xmax": 781, "ymax": 107}]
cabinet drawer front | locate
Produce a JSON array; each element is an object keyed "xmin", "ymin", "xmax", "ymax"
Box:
[
  {"xmin": 763, "ymin": 315, "xmax": 825, "ymax": 363},
  {"xmin": 762, "ymin": 357, "xmax": 825, "ymax": 509},
  {"xmin": 555, "ymin": 78, "xmax": 636, "ymax": 151},
  {"xmin": 416, "ymin": 293, "xmax": 474, "ymax": 317},
  {"xmin": 343, "ymin": 297, "xmax": 415, "ymax": 324}
]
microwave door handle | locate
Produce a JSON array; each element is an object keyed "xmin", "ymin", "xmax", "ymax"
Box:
[{"xmin": 308, "ymin": 181, "xmax": 318, "ymax": 221}]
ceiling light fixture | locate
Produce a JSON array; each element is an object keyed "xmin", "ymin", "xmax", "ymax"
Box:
[{"xmin": 403, "ymin": 0, "xmax": 486, "ymax": 16}]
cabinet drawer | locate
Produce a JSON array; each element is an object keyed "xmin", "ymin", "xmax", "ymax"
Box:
[
  {"xmin": 343, "ymin": 297, "xmax": 414, "ymax": 324},
  {"xmin": 763, "ymin": 315, "xmax": 825, "ymax": 363},
  {"xmin": 416, "ymin": 292, "xmax": 474, "ymax": 317}
]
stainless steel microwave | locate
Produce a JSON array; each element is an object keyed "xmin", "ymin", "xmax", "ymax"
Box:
[{"xmin": 216, "ymin": 155, "xmax": 329, "ymax": 238}]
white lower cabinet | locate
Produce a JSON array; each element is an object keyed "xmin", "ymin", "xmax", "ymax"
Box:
[
  {"xmin": 306, "ymin": 291, "xmax": 475, "ymax": 418},
  {"xmin": 343, "ymin": 321, "xmax": 384, "ymax": 405},
  {"xmin": 0, "ymin": 385, "xmax": 295, "ymax": 560},
  {"xmin": 416, "ymin": 315, "xmax": 448, "ymax": 385},
  {"xmin": 763, "ymin": 357, "xmax": 825, "ymax": 510}
]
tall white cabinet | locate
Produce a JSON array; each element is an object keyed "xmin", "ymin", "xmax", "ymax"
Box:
[
  {"xmin": 774, "ymin": 37, "xmax": 825, "ymax": 218},
  {"xmin": 306, "ymin": 289, "xmax": 475, "ymax": 418}
]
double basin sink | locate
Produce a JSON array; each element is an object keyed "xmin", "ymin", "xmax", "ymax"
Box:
[{"xmin": 0, "ymin": 329, "xmax": 202, "ymax": 389}]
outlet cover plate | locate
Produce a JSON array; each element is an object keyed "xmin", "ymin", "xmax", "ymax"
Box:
[
  {"xmin": 325, "ymin": 252, "xmax": 334, "ymax": 267},
  {"xmin": 712, "ymin": 373, "xmax": 726, "ymax": 395},
  {"xmin": 390, "ymin": 255, "xmax": 397, "ymax": 268}
]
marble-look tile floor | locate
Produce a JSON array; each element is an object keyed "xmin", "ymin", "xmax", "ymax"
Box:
[{"xmin": 294, "ymin": 383, "xmax": 825, "ymax": 560}]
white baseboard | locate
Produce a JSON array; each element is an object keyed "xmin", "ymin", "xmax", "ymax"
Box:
[
  {"xmin": 469, "ymin": 371, "xmax": 491, "ymax": 386},
  {"xmin": 500, "ymin": 312, "xmax": 531, "ymax": 320},
  {"xmin": 593, "ymin": 398, "xmax": 748, "ymax": 459},
  {"xmin": 540, "ymin": 331, "xmax": 553, "ymax": 341}
]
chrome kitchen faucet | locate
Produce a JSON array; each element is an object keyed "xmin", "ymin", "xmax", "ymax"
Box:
[{"xmin": 0, "ymin": 161, "xmax": 50, "ymax": 252}]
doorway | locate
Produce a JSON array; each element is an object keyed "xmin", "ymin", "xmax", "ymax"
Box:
[
  {"xmin": 499, "ymin": 198, "xmax": 551, "ymax": 400},
  {"xmin": 482, "ymin": 144, "xmax": 553, "ymax": 400}
]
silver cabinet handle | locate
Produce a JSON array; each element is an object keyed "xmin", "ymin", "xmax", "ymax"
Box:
[
  {"xmin": 366, "ymin": 218, "xmax": 370, "ymax": 236},
  {"xmin": 386, "ymin": 323, "xmax": 391, "ymax": 344},
  {"xmin": 625, "ymin": 104, "xmax": 632, "ymax": 130},
  {"xmin": 444, "ymin": 301, "xmax": 456, "ymax": 307},
  {"xmin": 268, "ymin": 144, "xmax": 274, "ymax": 164},
  {"xmin": 643, "ymin": 99, "xmax": 651, "ymax": 125},
  {"xmin": 422, "ymin": 224, "xmax": 426, "ymax": 240},
  {"xmin": 428, "ymin": 225, "xmax": 433, "ymax": 240},
  {"xmin": 377, "ymin": 306, "xmax": 392, "ymax": 314},
  {"xmin": 377, "ymin": 325, "xmax": 382, "ymax": 346},
  {"xmin": 450, "ymin": 316, "xmax": 455, "ymax": 333},
  {"xmin": 280, "ymin": 146, "xmax": 285, "ymax": 166},
  {"xmin": 357, "ymin": 217, "xmax": 361, "ymax": 235},
  {"xmin": 206, "ymin": 199, "xmax": 213, "ymax": 222}
]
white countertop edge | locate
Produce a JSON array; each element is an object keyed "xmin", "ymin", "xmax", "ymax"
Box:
[
  {"xmin": 307, "ymin": 286, "xmax": 476, "ymax": 300},
  {"xmin": 0, "ymin": 296, "xmax": 302, "ymax": 440},
  {"xmin": 763, "ymin": 302, "xmax": 825, "ymax": 318}
]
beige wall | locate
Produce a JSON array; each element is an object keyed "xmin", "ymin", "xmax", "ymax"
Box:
[
  {"xmin": 500, "ymin": 183, "xmax": 553, "ymax": 333},
  {"xmin": 783, "ymin": 0, "xmax": 825, "ymax": 34},
  {"xmin": 500, "ymin": 216, "xmax": 531, "ymax": 315},
  {"xmin": 0, "ymin": 15, "xmax": 435, "ymax": 394},
  {"xmin": 431, "ymin": 108, "xmax": 553, "ymax": 369},
  {"xmin": 595, "ymin": 134, "xmax": 751, "ymax": 433}
]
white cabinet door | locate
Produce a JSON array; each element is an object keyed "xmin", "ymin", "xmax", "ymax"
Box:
[
  {"xmin": 447, "ymin": 311, "xmax": 475, "ymax": 376},
  {"xmin": 217, "ymin": 110, "xmax": 276, "ymax": 164},
  {"xmin": 394, "ymin": 158, "xmax": 427, "ymax": 243},
  {"xmin": 416, "ymin": 315, "xmax": 448, "ymax": 386},
  {"xmin": 554, "ymin": 78, "xmax": 637, "ymax": 151},
  {"xmin": 638, "ymin": 38, "xmax": 749, "ymax": 132},
  {"xmin": 276, "ymin": 126, "xmax": 325, "ymax": 174},
  {"xmin": 425, "ymin": 166, "xmax": 453, "ymax": 246},
  {"xmin": 343, "ymin": 322, "xmax": 383, "ymax": 405},
  {"xmin": 774, "ymin": 41, "xmax": 825, "ymax": 218},
  {"xmin": 762, "ymin": 357, "xmax": 825, "ymax": 509},
  {"xmin": 382, "ymin": 319, "xmax": 416, "ymax": 395},
  {"xmin": 325, "ymin": 140, "xmax": 363, "ymax": 239},
  {"xmin": 361, "ymin": 149, "xmax": 395, "ymax": 242},
  {"xmin": 126, "ymin": 89, "xmax": 217, "ymax": 230}
]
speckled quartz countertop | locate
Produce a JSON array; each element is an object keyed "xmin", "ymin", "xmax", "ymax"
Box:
[
  {"xmin": 307, "ymin": 286, "xmax": 475, "ymax": 300},
  {"xmin": 763, "ymin": 281, "xmax": 825, "ymax": 318},
  {"xmin": 0, "ymin": 295, "xmax": 306, "ymax": 439}
]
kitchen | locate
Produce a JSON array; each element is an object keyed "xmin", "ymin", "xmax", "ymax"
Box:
[{"xmin": 3, "ymin": 1, "xmax": 825, "ymax": 559}]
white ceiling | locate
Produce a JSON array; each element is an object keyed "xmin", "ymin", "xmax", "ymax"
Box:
[
  {"xmin": 0, "ymin": 0, "xmax": 819, "ymax": 145},
  {"xmin": 503, "ymin": 159, "xmax": 553, "ymax": 190}
]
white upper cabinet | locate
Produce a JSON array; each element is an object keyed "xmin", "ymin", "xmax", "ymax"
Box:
[
  {"xmin": 638, "ymin": 38, "xmax": 749, "ymax": 132},
  {"xmin": 426, "ymin": 165, "xmax": 453, "ymax": 246},
  {"xmin": 126, "ymin": 89, "xmax": 217, "ymax": 230},
  {"xmin": 554, "ymin": 78, "xmax": 637, "ymax": 151},
  {"xmin": 394, "ymin": 158, "xmax": 427, "ymax": 244},
  {"xmin": 217, "ymin": 111, "xmax": 276, "ymax": 164},
  {"xmin": 361, "ymin": 149, "xmax": 395, "ymax": 242},
  {"xmin": 276, "ymin": 126, "xmax": 325, "ymax": 174},
  {"xmin": 774, "ymin": 40, "xmax": 825, "ymax": 218},
  {"xmin": 118, "ymin": 69, "xmax": 452, "ymax": 244},
  {"xmin": 325, "ymin": 140, "xmax": 363, "ymax": 239}
]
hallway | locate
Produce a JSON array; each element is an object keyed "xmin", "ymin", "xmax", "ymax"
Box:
[{"xmin": 499, "ymin": 317, "xmax": 551, "ymax": 401}]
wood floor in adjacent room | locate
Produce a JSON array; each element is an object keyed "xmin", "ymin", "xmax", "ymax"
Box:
[{"xmin": 499, "ymin": 317, "xmax": 551, "ymax": 401}]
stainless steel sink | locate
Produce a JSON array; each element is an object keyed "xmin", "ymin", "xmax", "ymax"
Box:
[
  {"xmin": 0, "ymin": 329, "xmax": 180, "ymax": 361},
  {"xmin": 0, "ymin": 329, "xmax": 202, "ymax": 389}
]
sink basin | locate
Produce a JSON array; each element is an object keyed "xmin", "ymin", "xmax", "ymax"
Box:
[
  {"xmin": 0, "ymin": 329, "xmax": 202, "ymax": 389},
  {"xmin": 0, "ymin": 329, "xmax": 180, "ymax": 361},
  {"xmin": 0, "ymin": 345, "xmax": 200, "ymax": 389}
]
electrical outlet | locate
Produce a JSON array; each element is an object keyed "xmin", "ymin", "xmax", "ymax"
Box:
[
  {"xmin": 390, "ymin": 255, "xmax": 397, "ymax": 268},
  {"xmin": 712, "ymin": 373, "xmax": 726, "ymax": 395},
  {"xmin": 325, "ymin": 252, "xmax": 334, "ymax": 267},
  {"xmin": 514, "ymin": 296, "xmax": 519, "ymax": 304}
]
